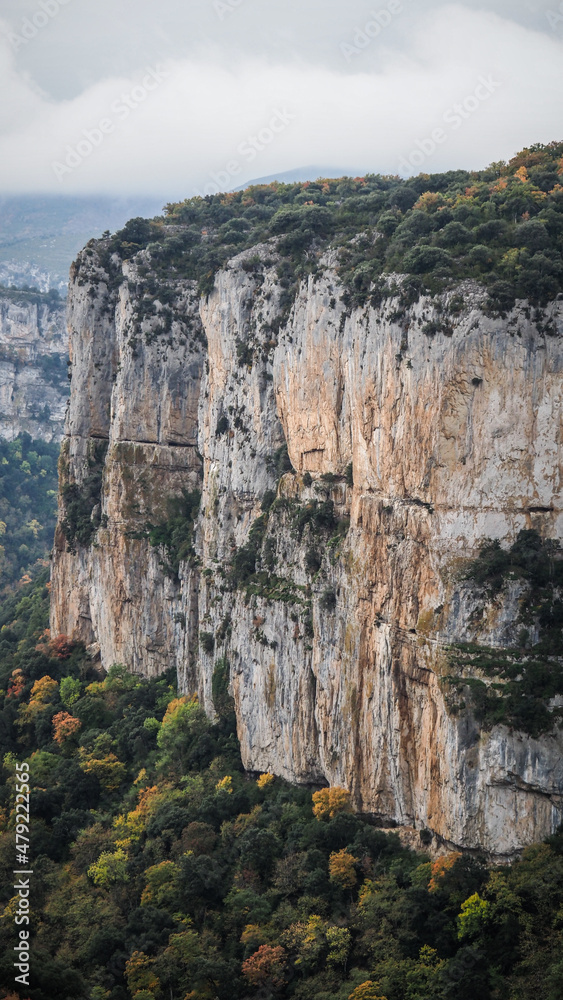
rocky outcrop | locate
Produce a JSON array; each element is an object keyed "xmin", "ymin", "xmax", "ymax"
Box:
[
  {"xmin": 51, "ymin": 240, "xmax": 563, "ymax": 859},
  {"xmin": 0, "ymin": 293, "xmax": 68, "ymax": 441}
]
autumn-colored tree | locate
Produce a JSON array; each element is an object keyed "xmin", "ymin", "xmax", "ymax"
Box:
[
  {"xmin": 29, "ymin": 675, "xmax": 58, "ymax": 704},
  {"xmin": 17, "ymin": 675, "xmax": 58, "ymax": 723},
  {"xmin": 124, "ymin": 950, "xmax": 160, "ymax": 997},
  {"xmin": 413, "ymin": 191, "xmax": 445, "ymax": 213},
  {"xmin": 257, "ymin": 771, "xmax": 275, "ymax": 789},
  {"xmin": 312, "ymin": 786, "xmax": 351, "ymax": 820},
  {"xmin": 52, "ymin": 711, "xmax": 81, "ymax": 745},
  {"xmin": 282, "ymin": 915, "xmax": 327, "ymax": 971},
  {"xmin": 241, "ymin": 922, "xmax": 270, "ymax": 950},
  {"xmin": 112, "ymin": 785, "xmax": 164, "ymax": 844},
  {"xmin": 48, "ymin": 633, "xmax": 75, "ymax": 659},
  {"xmin": 6, "ymin": 669, "xmax": 25, "ymax": 699},
  {"xmin": 242, "ymin": 944, "xmax": 287, "ymax": 989},
  {"xmin": 349, "ymin": 982, "xmax": 388, "ymax": 1000},
  {"xmin": 78, "ymin": 747, "xmax": 126, "ymax": 790},
  {"xmin": 428, "ymin": 852, "xmax": 462, "ymax": 892},
  {"xmin": 329, "ymin": 848, "xmax": 358, "ymax": 889},
  {"xmin": 215, "ymin": 775, "xmax": 233, "ymax": 794}
]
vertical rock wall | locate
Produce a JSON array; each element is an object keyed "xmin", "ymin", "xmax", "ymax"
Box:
[{"xmin": 51, "ymin": 242, "xmax": 563, "ymax": 858}]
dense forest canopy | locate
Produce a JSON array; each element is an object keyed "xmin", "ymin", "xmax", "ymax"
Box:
[
  {"xmin": 90, "ymin": 141, "xmax": 563, "ymax": 312},
  {"xmin": 0, "ymin": 573, "xmax": 562, "ymax": 1000}
]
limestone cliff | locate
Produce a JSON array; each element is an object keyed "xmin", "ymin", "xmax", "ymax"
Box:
[
  {"xmin": 51, "ymin": 239, "xmax": 563, "ymax": 860},
  {"xmin": 0, "ymin": 292, "xmax": 68, "ymax": 441}
]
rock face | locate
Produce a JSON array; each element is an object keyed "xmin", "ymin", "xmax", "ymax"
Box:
[
  {"xmin": 51, "ymin": 241, "xmax": 563, "ymax": 859},
  {"xmin": 0, "ymin": 294, "xmax": 68, "ymax": 441}
]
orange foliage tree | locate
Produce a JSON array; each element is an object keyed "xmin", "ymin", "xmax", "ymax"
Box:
[
  {"xmin": 52, "ymin": 711, "xmax": 82, "ymax": 745},
  {"xmin": 6, "ymin": 669, "xmax": 25, "ymax": 699},
  {"xmin": 242, "ymin": 944, "xmax": 287, "ymax": 990},
  {"xmin": 348, "ymin": 981, "xmax": 388, "ymax": 999},
  {"xmin": 428, "ymin": 852, "xmax": 462, "ymax": 892}
]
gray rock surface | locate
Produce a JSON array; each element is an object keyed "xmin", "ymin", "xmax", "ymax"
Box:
[{"xmin": 51, "ymin": 241, "xmax": 563, "ymax": 858}]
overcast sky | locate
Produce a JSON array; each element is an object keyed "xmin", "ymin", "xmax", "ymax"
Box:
[{"xmin": 1, "ymin": 0, "xmax": 562, "ymax": 199}]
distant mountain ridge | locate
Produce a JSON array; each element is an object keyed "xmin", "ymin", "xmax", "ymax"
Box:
[
  {"xmin": 236, "ymin": 165, "xmax": 361, "ymax": 189},
  {"xmin": 0, "ymin": 193, "xmax": 166, "ymax": 291}
]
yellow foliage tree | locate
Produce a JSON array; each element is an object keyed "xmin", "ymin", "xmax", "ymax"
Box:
[
  {"xmin": 18, "ymin": 675, "xmax": 58, "ymax": 723},
  {"xmin": 257, "ymin": 772, "xmax": 275, "ymax": 789},
  {"xmin": 78, "ymin": 748, "xmax": 126, "ymax": 791},
  {"xmin": 215, "ymin": 775, "xmax": 233, "ymax": 794},
  {"xmin": 113, "ymin": 785, "xmax": 162, "ymax": 843},
  {"xmin": 457, "ymin": 892, "xmax": 491, "ymax": 940},
  {"xmin": 329, "ymin": 848, "xmax": 358, "ymax": 889},
  {"xmin": 312, "ymin": 786, "xmax": 351, "ymax": 821}
]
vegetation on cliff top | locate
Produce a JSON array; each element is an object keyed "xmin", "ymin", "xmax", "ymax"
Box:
[
  {"xmin": 93, "ymin": 141, "xmax": 563, "ymax": 313},
  {"xmin": 0, "ymin": 577, "xmax": 563, "ymax": 1000}
]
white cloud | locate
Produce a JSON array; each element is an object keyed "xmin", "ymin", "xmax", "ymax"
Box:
[{"xmin": 0, "ymin": 4, "xmax": 561, "ymax": 196}]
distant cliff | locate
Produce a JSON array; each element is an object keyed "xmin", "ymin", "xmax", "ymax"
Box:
[
  {"xmin": 0, "ymin": 288, "xmax": 68, "ymax": 442},
  {"xmin": 50, "ymin": 149, "xmax": 563, "ymax": 859}
]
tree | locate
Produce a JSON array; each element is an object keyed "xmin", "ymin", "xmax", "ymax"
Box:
[
  {"xmin": 329, "ymin": 848, "xmax": 358, "ymax": 889},
  {"xmin": 326, "ymin": 925, "xmax": 351, "ymax": 968},
  {"xmin": 60, "ymin": 676, "xmax": 81, "ymax": 708},
  {"xmin": 457, "ymin": 893, "xmax": 491, "ymax": 940},
  {"xmin": 78, "ymin": 748, "xmax": 126, "ymax": 790},
  {"xmin": 428, "ymin": 853, "xmax": 462, "ymax": 892},
  {"xmin": 242, "ymin": 944, "xmax": 287, "ymax": 990},
  {"xmin": 52, "ymin": 711, "xmax": 81, "ymax": 746},
  {"xmin": 312, "ymin": 786, "xmax": 351, "ymax": 820},
  {"xmin": 124, "ymin": 950, "xmax": 160, "ymax": 997},
  {"xmin": 282, "ymin": 915, "xmax": 327, "ymax": 972},
  {"xmin": 257, "ymin": 772, "xmax": 275, "ymax": 790},
  {"xmin": 18, "ymin": 675, "xmax": 58, "ymax": 722},
  {"xmin": 349, "ymin": 982, "xmax": 388, "ymax": 1000},
  {"xmin": 140, "ymin": 860, "xmax": 180, "ymax": 908},
  {"xmin": 87, "ymin": 848, "xmax": 129, "ymax": 886},
  {"xmin": 405, "ymin": 945, "xmax": 445, "ymax": 1000}
]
